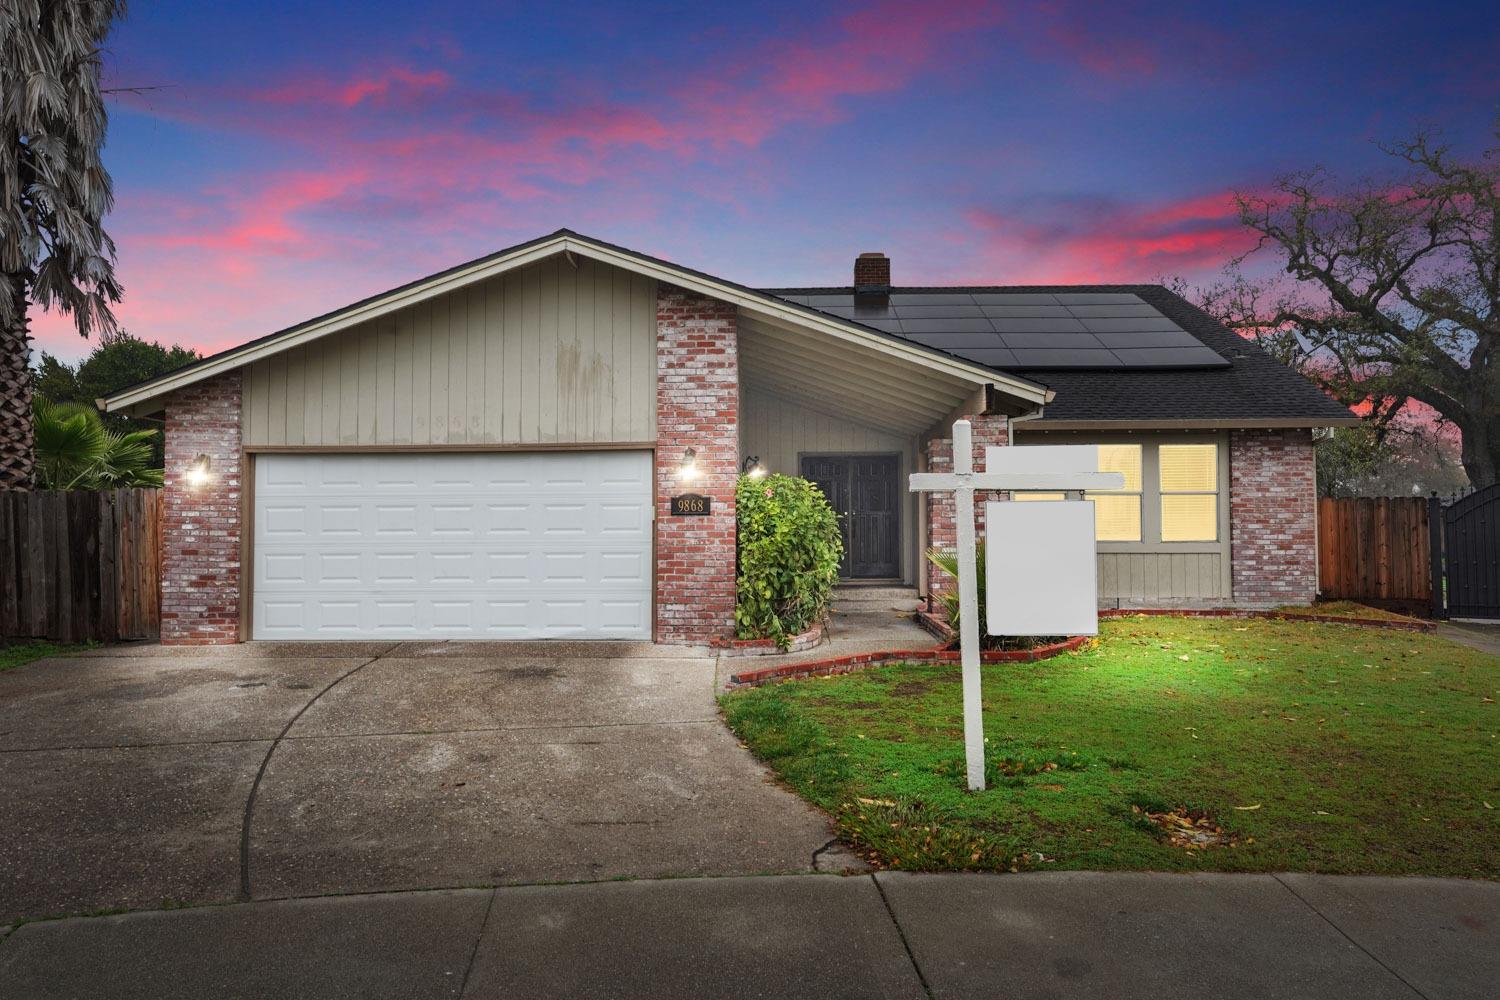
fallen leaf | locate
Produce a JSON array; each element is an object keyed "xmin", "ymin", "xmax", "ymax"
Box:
[
  {"xmin": 1178, "ymin": 654, "xmax": 1191, "ymax": 661},
  {"xmin": 857, "ymin": 797, "xmax": 896, "ymax": 807},
  {"xmin": 1314, "ymin": 810, "xmax": 1331, "ymax": 816},
  {"xmin": 1233, "ymin": 804, "xmax": 1262, "ymax": 811}
]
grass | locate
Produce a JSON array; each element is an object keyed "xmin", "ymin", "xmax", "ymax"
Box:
[
  {"xmin": 721, "ymin": 616, "xmax": 1499, "ymax": 877},
  {"xmin": 0, "ymin": 639, "xmax": 93, "ymax": 673}
]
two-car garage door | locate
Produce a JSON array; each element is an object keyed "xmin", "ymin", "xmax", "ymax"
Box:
[{"xmin": 251, "ymin": 451, "xmax": 652, "ymax": 640}]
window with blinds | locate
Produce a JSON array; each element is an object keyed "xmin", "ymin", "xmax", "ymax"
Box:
[
  {"xmin": 1010, "ymin": 444, "xmax": 1142, "ymax": 542},
  {"xmin": 1159, "ymin": 443, "xmax": 1217, "ymax": 541},
  {"xmin": 1012, "ymin": 440, "xmax": 1221, "ymax": 546},
  {"xmin": 1091, "ymin": 444, "xmax": 1142, "ymax": 542}
]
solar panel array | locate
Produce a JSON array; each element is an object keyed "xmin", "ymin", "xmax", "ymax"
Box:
[{"xmin": 771, "ymin": 291, "xmax": 1229, "ymax": 369}]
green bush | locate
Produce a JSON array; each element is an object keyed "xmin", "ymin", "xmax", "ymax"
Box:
[{"xmin": 735, "ymin": 474, "xmax": 843, "ymax": 647}]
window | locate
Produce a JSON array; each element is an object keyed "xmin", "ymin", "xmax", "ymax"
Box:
[
  {"xmin": 1010, "ymin": 444, "xmax": 1142, "ymax": 542},
  {"xmin": 1159, "ymin": 444, "xmax": 1217, "ymax": 541},
  {"xmin": 1090, "ymin": 444, "xmax": 1142, "ymax": 542},
  {"xmin": 1013, "ymin": 439, "xmax": 1221, "ymax": 546}
]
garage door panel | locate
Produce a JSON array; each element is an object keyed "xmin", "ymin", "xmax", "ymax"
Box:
[{"xmin": 254, "ymin": 452, "xmax": 652, "ymax": 640}]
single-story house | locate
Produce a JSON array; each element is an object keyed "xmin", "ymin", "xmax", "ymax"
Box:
[{"xmin": 101, "ymin": 229, "xmax": 1357, "ymax": 645}]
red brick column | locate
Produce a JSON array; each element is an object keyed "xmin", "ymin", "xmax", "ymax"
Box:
[
  {"xmin": 1230, "ymin": 428, "xmax": 1317, "ymax": 606},
  {"xmin": 655, "ymin": 285, "xmax": 738, "ymax": 644},
  {"xmin": 924, "ymin": 414, "xmax": 1009, "ymax": 599},
  {"xmin": 161, "ymin": 372, "xmax": 243, "ymax": 644}
]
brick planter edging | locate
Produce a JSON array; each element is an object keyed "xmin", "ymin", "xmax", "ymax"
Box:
[
  {"xmin": 1098, "ymin": 608, "xmax": 1437, "ymax": 633},
  {"xmin": 724, "ymin": 635, "xmax": 1089, "ymax": 689},
  {"xmin": 711, "ymin": 618, "xmax": 826, "ymax": 657}
]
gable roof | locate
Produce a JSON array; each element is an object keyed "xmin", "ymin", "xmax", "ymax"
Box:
[
  {"xmin": 763, "ymin": 284, "xmax": 1357, "ymax": 428},
  {"xmin": 100, "ymin": 229, "xmax": 1051, "ymax": 416}
]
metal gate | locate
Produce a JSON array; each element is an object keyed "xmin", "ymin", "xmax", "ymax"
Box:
[{"xmin": 1439, "ymin": 484, "xmax": 1500, "ymax": 620}]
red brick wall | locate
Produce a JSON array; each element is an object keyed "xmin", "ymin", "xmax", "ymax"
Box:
[
  {"xmin": 1230, "ymin": 428, "xmax": 1317, "ymax": 606},
  {"xmin": 655, "ymin": 285, "xmax": 739, "ymax": 644},
  {"xmin": 161, "ymin": 372, "xmax": 243, "ymax": 644},
  {"xmin": 924, "ymin": 414, "xmax": 1009, "ymax": 598}
]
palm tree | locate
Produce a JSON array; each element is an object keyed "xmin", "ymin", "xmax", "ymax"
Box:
[
  {"xmin": 1, "ymin": 1, "xmax": 127, "ymax": 489},
  {"xmin": 33, "ymin": 398, "xmax": 160, "ymax": 489}
]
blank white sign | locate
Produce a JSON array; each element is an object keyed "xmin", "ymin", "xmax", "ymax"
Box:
[
  {"xmin": 985, "ymin": 500, "xmax": 1099, "ymax": 636},
  {"xmin": 985, "ymin": 444, "xmax": 1099, "ymax": 475}
]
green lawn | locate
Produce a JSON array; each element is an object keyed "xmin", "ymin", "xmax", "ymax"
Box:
[
  {"xmin": 721, "ymin": 616, "xmax": 1499, "ymax": 877},
  {"xmin": 0, "ymin": 640, "xmax": 93, "ymax": 673}
]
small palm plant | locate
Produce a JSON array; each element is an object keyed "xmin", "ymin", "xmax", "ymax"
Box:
[
  {"xmin": 927, "ymin": 544, "xmax": 1058, "ymax": 651},
  {"xmin": 926, "ymin": 542, "xmax": 986, "ymax": 640},
  {"xmin": 33, "ymin": 399, "xmax": 161, "ymax": 490}
]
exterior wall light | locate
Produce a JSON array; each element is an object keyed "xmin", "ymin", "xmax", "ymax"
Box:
[
  {"xmin": 742, "ymin": 455, "xmax": 766, "ymax": 479},
  {"xmin": 677, "ymin": 447, "xmax": 699, "ymax": 483},
  {"xmin": 185, "ymin": 454, "xmax": 213, "ymax": 487}
]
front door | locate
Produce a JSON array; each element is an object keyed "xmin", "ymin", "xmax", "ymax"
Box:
[{"xmin": 800, "ymin": 454, "xmax": 900, "ymax": 579}]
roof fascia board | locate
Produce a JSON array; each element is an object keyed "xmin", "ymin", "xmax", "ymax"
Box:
[
  {"xmin": 1018, "ymin": 416, "xmax": 1362, "ymax": 431},
  {"xmin": 103, "ymin": 232, "xmax": 1050, "ymax": 413}
]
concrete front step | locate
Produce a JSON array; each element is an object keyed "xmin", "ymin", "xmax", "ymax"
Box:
[{"xmin": 832, "ymin": 585, "xmax": 922, "ymax": 611}]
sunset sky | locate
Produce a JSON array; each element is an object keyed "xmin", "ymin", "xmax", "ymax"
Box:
[{"xmin": 31, "ymin": 0, "xmax": 1500, "ymax": 361}]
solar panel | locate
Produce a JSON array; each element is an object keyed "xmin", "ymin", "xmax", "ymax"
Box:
[{"xmin": 778, "ymin": 291, "xmax": 1229, "ymax": 370}]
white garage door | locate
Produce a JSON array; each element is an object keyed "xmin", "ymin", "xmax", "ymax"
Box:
[{"xmin": 252, "ymin": 451, "xmax": 653, "ymax": 640}]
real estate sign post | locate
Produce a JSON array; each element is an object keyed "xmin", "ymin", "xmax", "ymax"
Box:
[{"xmin": 910, "ymin": 423, "xmax": 1122, "ymax": 791}]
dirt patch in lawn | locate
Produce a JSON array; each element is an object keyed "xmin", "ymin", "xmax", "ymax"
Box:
[{"xmin": 1134, "ymin": 805, "xmax": 1249, "ymax": 851}]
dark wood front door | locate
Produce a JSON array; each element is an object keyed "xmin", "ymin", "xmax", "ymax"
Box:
[{"xmin": 800, "ymin": 454, "xmax": 901, "ymax": 579}]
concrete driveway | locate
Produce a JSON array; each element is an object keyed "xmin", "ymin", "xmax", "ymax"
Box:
[{"xmin": 0, "ymin": 641, "xmax": 836, "ymax": 923}]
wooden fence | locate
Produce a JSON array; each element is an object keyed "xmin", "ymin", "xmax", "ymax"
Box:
[
  {"xmin": 1317, "ymin": 496, "xmax": 1431, "ymax": 611},
  {"xmin": 0, "ymin": 488, "xmax": 162, "ymax": 643}
]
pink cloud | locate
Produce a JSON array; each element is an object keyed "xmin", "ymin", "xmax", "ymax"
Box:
[
  {"xmin": 258, "ymin": 66, "xmax": 453, "ymax": 108},
  {"xmin": 957, "ymin": 189, "xmax": 1263, "ymax": 284}
]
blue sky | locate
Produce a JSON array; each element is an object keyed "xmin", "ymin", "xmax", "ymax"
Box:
[{"xmin": 32, "ymin": 0, "xmax": 1500, "ymax": 360}]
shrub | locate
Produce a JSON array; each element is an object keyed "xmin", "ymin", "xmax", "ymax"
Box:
[{"xmin": 735, "ymin": 474, "xmax": 843, "ymax": 647}]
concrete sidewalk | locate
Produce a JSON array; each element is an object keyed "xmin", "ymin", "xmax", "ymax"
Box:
[{"xmin": 2, "ymin": 872, "xmax": 1494, "ymax": 999}]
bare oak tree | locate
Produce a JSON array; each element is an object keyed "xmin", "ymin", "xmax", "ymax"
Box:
[{"xmin": 1196, "ymin": 127, "xmax": 1499, "ymax": 489}]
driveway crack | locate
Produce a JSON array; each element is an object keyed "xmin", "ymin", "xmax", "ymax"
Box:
[
  {"xmin": 871, "ymin": 874, "xmax": 934, "ymax": 1000},
  {"xmin": 238, "ymin": 653, "xmax": 384, "ymax": 902},
  {"xmin": 457, "ymin": 888, "xmax": 498, "ymax": 998},
  {"xmin": 1271, "ymin": 874, "xmax": 1431, "ymax": 1000}
]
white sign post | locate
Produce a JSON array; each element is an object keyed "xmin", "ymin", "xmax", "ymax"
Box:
[{"xmin": 909, "ymin": 421, "xmax": 1123, "ymax": 791}]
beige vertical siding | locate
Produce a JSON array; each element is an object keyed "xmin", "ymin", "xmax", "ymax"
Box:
[
  {"xmin": 1097, "ymin": 551, "xmax": 1226, "ymax": 603},
  {"xmin": 242, "ymin": 256, "xmax": 657, "ymax": 447},
  {"xmin": 742, "ymin": 386, "xmax": 918, "ymax": 585}
]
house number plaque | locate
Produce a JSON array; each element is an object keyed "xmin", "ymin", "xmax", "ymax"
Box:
[{"xmin": 670, "ymin": 494, "xmax": 711, "ymax": 516}]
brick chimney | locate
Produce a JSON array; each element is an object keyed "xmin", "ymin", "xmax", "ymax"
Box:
[{"xmin": 854, "ymin": 252, "xmax": 890, "ymax": 291}]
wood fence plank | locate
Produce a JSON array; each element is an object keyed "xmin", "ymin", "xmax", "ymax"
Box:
[
  {"xmin": 1316, "ymin": 495, "xmax": 1431, "ymax": 609},
  {"xmin": 0, "ymin": 495, "xmax": 17, "ymax": 634},
  {"xmin": 99, "ymin": 491, "xmax": 118, "ymax": 643},
  {"xmin": 0, "ymin": 488, "xmax": 161, "ymax": 642}
]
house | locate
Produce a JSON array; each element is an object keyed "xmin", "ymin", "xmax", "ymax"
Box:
[{"xmin": 101, "ymin": 229, "xmax": 1357, "ymax": 645}]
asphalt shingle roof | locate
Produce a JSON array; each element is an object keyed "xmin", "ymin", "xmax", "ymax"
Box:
[{"xmin": 762, "ymin": 283, "xmax": 1355, "ymax": 426}]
